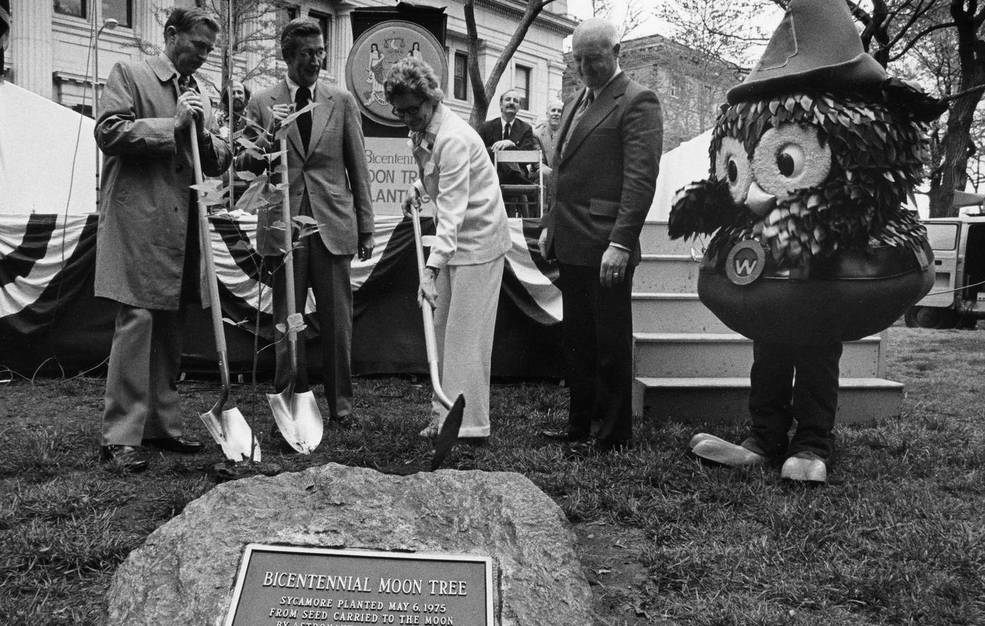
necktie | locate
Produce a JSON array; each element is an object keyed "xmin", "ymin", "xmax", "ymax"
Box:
[
  {"xmin": 503, "ymin": 121, "xmax": 512, "ymax": 141},
  {"xmin": 560, "ymin": 90, "xmax": 594, "ymax": 155},
  {"xmin": 177, "ymin": 74, "xmax": 197, "ymax": 94},
  {"xmin": 295, "ymin": 86, "xmax": 312, "ymax": 150},
  {"xmin": 572, "ymin": 90, "xmax": 593, "ymax": 127}
]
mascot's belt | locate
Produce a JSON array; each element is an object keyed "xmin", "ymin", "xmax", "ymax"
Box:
[{"xmin": 707, "ymin": 240, "xmax": 932, "ymax": 285}]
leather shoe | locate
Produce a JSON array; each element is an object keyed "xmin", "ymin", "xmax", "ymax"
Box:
[
  {"xmin": 540, "ymin": 428, "xmax": 589, "ymax": 443},
  {"xmin": 328, "ymin": 414, "xmax": 355, "ymax": 429},
  {"xmin": 100, "ymin": 445, "xmax": 148, "ymax": 472},
  {"xmin": 595, "ymin": 439, "xmax": 632, "ymax": 454},
  {"xmin": 141, "ymin": 436, "xmax": 204, "ymax": 454}
]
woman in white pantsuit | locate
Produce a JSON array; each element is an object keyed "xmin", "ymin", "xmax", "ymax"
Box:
[{"xmin": 384, "ymin": 57, "xmax": 511, "ymax": 441}]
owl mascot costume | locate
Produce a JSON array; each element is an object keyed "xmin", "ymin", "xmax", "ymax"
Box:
[{"xmin": 668, "ymin": 0, "xmax": 945, "ymax": 482}]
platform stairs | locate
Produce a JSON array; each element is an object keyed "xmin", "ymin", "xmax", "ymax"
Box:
[{"xmin": 631, "ymin": 221, "xmax": 903, "ymax": 425}]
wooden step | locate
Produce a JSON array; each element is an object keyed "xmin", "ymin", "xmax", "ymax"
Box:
[
  {"xmin": 632, "ymin": 376, "xmax": 903, "ymax": 425},
  {"xmin": 632, "ymin": 293, "xmax": 732, "ymax": 333},
  {"xmin": 639, "ymin": 221, "xmax": 703, "ymax": 255},
  {"xmin": 632, "ymin": 333, "xmax": 884, "ymax": 378},
  {"xmin": 633, "ymin": 254, "xmax": 701, "ymax": 293}
]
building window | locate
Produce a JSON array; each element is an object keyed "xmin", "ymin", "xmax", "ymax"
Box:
[
  {"xmin": 102, "ymin": 0, "xmax": 132, "ymax": 27},
  {"xmin": 669, "ymin": 73, "xmax": 686, "ymax": 98},
  {"xmin": 309, "ymin": 11, "xmax": 331, "ymax": 70},
  {"xmin": 453, "ymin": 52, "xmax": 468, "ymax": 101},
  {"xmin": 54, "ymin": 0, "xmax": 86, "ymax": 18},
  {"xmin": 514, "ymin": 65, "xmax": 531, "ymax": 110},
  {"xmin": 279, "ymin": 6, "xmax": 299, "ymax": 29}
]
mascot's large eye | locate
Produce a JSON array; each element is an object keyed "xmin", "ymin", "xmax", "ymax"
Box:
[
  {"xmin": 752, "ymin": 124, "xmax": 831, "ymax": 199},
  {"xmin": 775, "ymin": 145, "xmax": 804, "ymax": 177},
  {"xmin": 714, "ymin": 136, "xmax": 752, "ymax": 205}
]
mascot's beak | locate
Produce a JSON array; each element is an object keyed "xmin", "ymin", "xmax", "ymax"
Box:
[{"xmin": 746, "ymin": 182, "xmax": 776, "ymax": 217}]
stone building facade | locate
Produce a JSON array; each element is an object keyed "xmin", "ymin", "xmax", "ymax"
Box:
[
  {"xmin": 5, "ymin": 0, "xmax": 576, "ymax": 127},
  {"xmin": 562, "ymin": 33, "xmax": 744, "ymax": 152}
]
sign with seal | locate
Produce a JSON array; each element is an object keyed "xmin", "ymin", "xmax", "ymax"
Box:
[
  {"xmin": 224, "ymin": 544, "xmax": 493, "ymax": 625},
  {"xmin": 725, "ymin": 240, "xmax": 767, "ymax": 285},
  {"xmin": 346, "ymin": 20, "xmax": 449, "ymax": 127}
]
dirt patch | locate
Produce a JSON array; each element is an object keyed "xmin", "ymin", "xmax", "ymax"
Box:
[{"xmin": 575, "ymin": 520, "xmax": 677, "ymax": 625}]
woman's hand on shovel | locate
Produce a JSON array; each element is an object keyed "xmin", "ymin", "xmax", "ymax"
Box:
[
  {"xmin": 418, "ymin": 267, "xmax": 439, "ymax": 310},
  {"xmin": 402, "ymin": 185, "xmax": 422, "ymax": 218}
]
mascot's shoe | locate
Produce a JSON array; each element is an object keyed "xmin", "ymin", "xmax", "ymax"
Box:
[
  {"xmin": 780, "ymin": 452, "xmax": 828, "ymax": 483},
  {"xmin": 690, "ymin": 434, "xmax": 767, "ymax": 467}
]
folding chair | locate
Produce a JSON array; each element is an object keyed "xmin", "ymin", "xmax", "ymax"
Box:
[{"xmin": 494, "ymin": 149, "xmax": 544, "ymax": 218}]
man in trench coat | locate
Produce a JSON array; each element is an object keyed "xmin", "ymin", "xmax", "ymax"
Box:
[{"xmin": 94, "ymin": 8, "xmax": 231, "ymax": 471}]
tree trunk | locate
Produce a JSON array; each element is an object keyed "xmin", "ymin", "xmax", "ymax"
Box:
[
  {"xmin": 464, "ymin": 0, "xmax": 556, "ymax": 129},
  {"xmin": 929, "ymin": 0, "xmax": 985, "ymax": 217}
]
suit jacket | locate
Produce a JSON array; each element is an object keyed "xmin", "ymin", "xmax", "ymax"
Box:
[
  {"xmin": 477, "ymin": 116, "xmax": 537, "ymax": 184},
  {"xmin": 94, "ymin": 54, "xmax": 231, "ymax": 310},
  {"xmin": 241, "ymin": 79, "xmax": 374, "ymax": 256},
  {"xmin": 542, "ymin": 72, "xmax": 662, "ymax": 267},
  {"xmin": 535, "ymin": 123, "xmax": 560, "ymax": 168},
  {"xmin": 411, "ymin": 104, "xmax": 511, "ymax": 269}
]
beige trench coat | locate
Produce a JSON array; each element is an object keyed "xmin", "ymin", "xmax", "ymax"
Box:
[{"xmin": 94, "ymin": 54, "xmax": 231, "ymax": 310}]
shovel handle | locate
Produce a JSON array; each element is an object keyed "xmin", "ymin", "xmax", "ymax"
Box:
[
  {"xmin": 190, "ymin": 122, "xmax": 232, "ymax": 393},
  {"xmin": 278, "ymin": 137, "xmax": 301, "ymax": 375},
  {"xmin": 409, "ymin": 203, "xmax": 454, "ymax": 410}
]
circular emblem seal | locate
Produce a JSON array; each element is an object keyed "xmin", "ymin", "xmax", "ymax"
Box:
[
  {"xmin": 724, "ymin": 240, "xmax": 766, "ymax": 286},
  {"xmin": 345, "ymin": 20, "xmax": 449, "ymax": 127}
]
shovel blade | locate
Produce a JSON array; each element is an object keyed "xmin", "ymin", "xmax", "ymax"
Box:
[
  {"xmin": 222, "ymin": 408, "xmax": 261, "ymax": 462},
  {"xmin": 200, "ymin": 407, "xmax": 261, "ymax": 463},
  {"xmin": 267, "ymin": 388, "xmax": 324, "ymax": 454},
  {"xmin": 430, "ymin": 394, "xmax": 465, "ymax": 471}
]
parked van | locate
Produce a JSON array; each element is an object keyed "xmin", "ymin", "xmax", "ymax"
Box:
[{"xmin": 905, "ymin": 211, "xmax": 985, "ymax": 328}]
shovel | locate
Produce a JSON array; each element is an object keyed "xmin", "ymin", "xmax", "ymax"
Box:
[
  {"xmin": 189, "ymin": 123, "xmax": 260, "ymax": 462},
  {"xmin": 407, "ymin": 197, "xmax": 466, "ymax": 470},
  {"xmin": 265, "ymin": 136, "xmax": 323, "ymax": 454}
]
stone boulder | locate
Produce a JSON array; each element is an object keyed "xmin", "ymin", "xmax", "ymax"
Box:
[{"xmin": 105, "ymin": 464, "xmax": 592, "ymax": 625}]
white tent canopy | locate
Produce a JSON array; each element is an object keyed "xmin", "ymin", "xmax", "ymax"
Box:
[
  {"xmin": 0, "ymin": 81, "xmax": 97, "ymax": 216},
  {"xmin": 648, "ymin": 129, "xmax": 712, "ymax": 222}
]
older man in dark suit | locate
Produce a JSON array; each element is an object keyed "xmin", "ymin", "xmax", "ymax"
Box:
[{"xmin": 539, "ymin": 18, "xmax": 663, "ymax": 453}]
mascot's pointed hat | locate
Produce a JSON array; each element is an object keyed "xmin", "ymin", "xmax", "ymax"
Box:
[{"xmin": 727, "ymin": 0, "xmax": 886, "ymax": 104}]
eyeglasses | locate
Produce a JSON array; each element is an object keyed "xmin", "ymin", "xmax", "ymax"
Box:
[{"xmin": 392, "ymin": 100, "xmax": 426, "ymax": 118}]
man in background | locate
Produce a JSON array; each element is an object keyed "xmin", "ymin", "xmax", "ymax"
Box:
[
  {"xmin": 217, "ymin": 79, "xmax": 251, "ymax": 139},
  {"xmin": 535, "ymin": 97, "xmax": 563, "ymax": 169},
  {"xmin": 478, "ymin": 89, "xmax": 538, "ymax": 216},
  {"xmin": 534, "ymin": 97, "xmax": 564, "ymax": 212}
]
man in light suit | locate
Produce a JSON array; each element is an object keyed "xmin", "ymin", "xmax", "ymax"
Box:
[
  {"xmin": 478, "ymin": 90, "xmax": 538, "ymax": 217},
  {"xmin": 539, "ymin": 18, "xmax": 662, "ymax": 453},
  {"xmin": 96, "ymin": 8, "xmax": 231, "ymax": 471},
  {"xmin": 241, "ymin": 18, "xmax": 374, "ymax": 429}
]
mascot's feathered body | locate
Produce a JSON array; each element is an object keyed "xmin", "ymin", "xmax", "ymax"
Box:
[{"xmin": 668, "ymin": 0, "xmax": 945, "ymax": 482}]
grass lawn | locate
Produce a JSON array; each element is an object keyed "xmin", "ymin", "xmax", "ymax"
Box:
[{"xmin": 1, "ymin": 326, "xmax": 984, "ymax": 625}]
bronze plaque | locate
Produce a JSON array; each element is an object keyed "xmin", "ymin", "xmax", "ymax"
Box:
[
  {"xmin": 224, "ymin": 544, "xmax": 492, "ymax": 626},
  {"xmin": 344, "ymin": 20, "xmax": 449, "ymax": 127}
]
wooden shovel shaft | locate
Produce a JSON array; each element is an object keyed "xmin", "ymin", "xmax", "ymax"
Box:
[
  {"xmin": 279, "ymin": 137, "xmax": 301, "ymax": 375},
  {"xmin": 409, "ymin": 204, "xmax": 454, "ymax": 410},
  {"xmin": 189, "ymin": 123, "xmax": 232, "ymax": 394}
]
